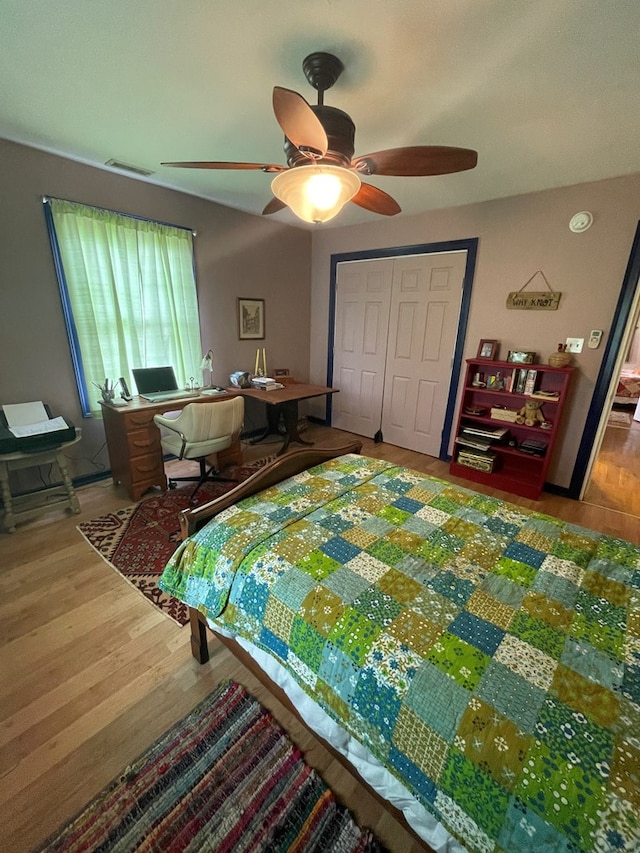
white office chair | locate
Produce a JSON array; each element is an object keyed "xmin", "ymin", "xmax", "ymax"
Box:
[{"xmin": 153, "ymin": 397, "xmax": 244, "ymax": 500}]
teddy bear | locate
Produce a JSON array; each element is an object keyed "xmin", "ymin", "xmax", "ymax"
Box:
[{"xmin": 516, "ymin": 399, "xmax": 546, "ymax": 426}]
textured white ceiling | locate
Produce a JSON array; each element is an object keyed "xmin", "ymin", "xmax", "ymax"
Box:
[{"xmin": 2, "ymin": 0, "xmax": 639, "ymax": 228}]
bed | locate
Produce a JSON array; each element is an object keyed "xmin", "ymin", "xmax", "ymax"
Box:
[
  {"xmin": 614, "ymin": 363, "xmax": 640, "ymax": 405},
  {"xmin": 159, "ymin": 444, "xmax": 639, "ymax": 853}
]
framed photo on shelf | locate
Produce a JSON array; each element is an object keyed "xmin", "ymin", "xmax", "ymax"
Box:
[
  {"xmin": 507, "ymin": 350, "xmax": 536, "ymax": 364},
  {"xmin": 477, "ymin": 339, "xmax": 499, "ymax": 359},
  {"xmin": 237, "ymin": 298, "xmax": 265, "ymax": 340}
]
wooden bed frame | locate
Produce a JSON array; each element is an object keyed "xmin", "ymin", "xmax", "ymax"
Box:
[{"xmin": 176, "ymin": 439, "xmax": 435, "ymax": 851}]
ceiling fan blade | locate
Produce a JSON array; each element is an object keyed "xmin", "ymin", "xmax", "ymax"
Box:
[
  {"xmin": 351, "ymin": 183, "xmax": 401, "ymax": 216},
  {"xmin": 161, "ymin": 160, "xmax": 286, "ymax": 172},
  {"xmin": 272, "ymin": 87, "xmax": 328, "ymax": 157},
  {"xmin": 262, "ymin": 197, "xmax": 287, "ymax": 216},
  {"xmin": 352, "ymin": 146, "xmax": 478, "ymax": 177}
]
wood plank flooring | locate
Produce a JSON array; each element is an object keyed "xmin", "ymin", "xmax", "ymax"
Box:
[
  {"xmin": 582, "ymin": 412, "xmax": 640, "ymax": 517},
  {"xmin": 1, "ymin": 424, "xmax": 638, "ymax": 852}
]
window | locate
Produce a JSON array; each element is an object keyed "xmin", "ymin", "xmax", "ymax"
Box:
[{"xmin": 44, "ymin": 198, "xmax": 202, "ymax": 416}]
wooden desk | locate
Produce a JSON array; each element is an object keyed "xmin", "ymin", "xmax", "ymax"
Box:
[
  {"xmin": 232, "ymin": 383, "xmax": 338, "ymax": 455},
  {"xmin": 100, "ymin": 394, "xmax": 242, "ymax": 501}
]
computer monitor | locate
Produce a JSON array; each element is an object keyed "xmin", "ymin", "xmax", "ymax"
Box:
[{"xmin": 131, "ymin": 366, "xmax": 179, "ymax": 396}]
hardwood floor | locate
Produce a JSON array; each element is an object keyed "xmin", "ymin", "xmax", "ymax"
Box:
[
  {"xmin": 1, "ymin": 424, "xmax": 638, "ymax": 852},
  {"xmin": 583, "ymin": 411, "xmax": 640, "ymax": 518}
]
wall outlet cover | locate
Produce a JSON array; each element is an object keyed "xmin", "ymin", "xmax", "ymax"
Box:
[{"xmin": 565, "ymin": 337, "xmax": 584, "ymax": 353}]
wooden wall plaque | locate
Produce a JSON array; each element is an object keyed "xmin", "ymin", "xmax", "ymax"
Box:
[
  {"xmin": 506, "ymin": 291, "xmax": 561, "ymax": 310},
  {"xmin": 506, "ymin": 270, "xmax": 561, "ymax": 310}
]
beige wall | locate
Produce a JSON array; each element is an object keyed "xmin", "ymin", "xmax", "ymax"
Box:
[
  {"xmin": 2, "ymin": 134, "xmax": 638, "ymax": 492},
  {"xmin": 0, "ymin": 138, "xmax": 311, "ymax": 484},
  {"xmin": 309, "ymin": 173, "xmax": 640, "ymax": 487}
]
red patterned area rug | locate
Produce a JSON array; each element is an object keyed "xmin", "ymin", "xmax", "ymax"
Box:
[
  {"xmin": 78, "ymin": 458, "xmax": 273, "ymax": 626},
  {"xmin": 36, "ymin": 680, "xmax": 386, "ymax": 853}
]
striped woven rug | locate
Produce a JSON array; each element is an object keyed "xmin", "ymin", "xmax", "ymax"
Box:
[{"xmin": 37, "ymin": 681, "xmax": 386, "ymax": 852}]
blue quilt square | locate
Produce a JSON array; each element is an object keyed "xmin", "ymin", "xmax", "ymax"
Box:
[
  {"xmin": 316, "ymin": 513, "xmax": 353, "ymax": 534},
  {"xmin": 504, "ymin": 541, "xmax": 546, "ymax": 569},
  {"xmin": 449, "ymin": 610, "xmax": 505, "ymax": 656},
  {"xmin": 353, "ymin": 668, "xmax": 401, "ymax": 732},
  {"xmin": 360, "ymin": 516, "xmax": 395, "ymax": 537},
  {"xmin": 378, "ymin": 475, "xmax": 413, "ymax": 495},
  {"xmin": 428, "ymin": 570, "xmax": 474, "ymax": 607},
  {"xmin": 531, "ymin": 571, "xmax": 579, "ymax": 610},
  {"xmin": 235, "ymin": 575, "xmax": 270, "ymax": 620},
  {"xmin": 271, "ymin": 566, "xmax": 316, "ymax": 610},
  {"xmin": 392, "ymin": 495, "xmax": 425, "ymax": 514},
  {"xmin": 258, "ymin": 626, "xmax": 289, "ymax": 662},
  {"xmin": 324, "ymin": 566, "xmax": 371, "ymax": 602},
  {"xmin": 402, "ymin": 515, "xmax": 438, "ymax": 540},
  {"xmin": 405, "ymin": 661, "xmax": 470, "ymax": 741},
  {"xmin": 484, "ymin": 516, "xmax": 521, "ymax": 538},
  {"xmin": 622, "ymin": 662, "xmax": 640, "ymax": 704},
  {"xmin": 388, "ymin": 746, "xmax": 438, "ymax": 804},
  {"xmin": 475, "ymin": 660, "xmax": 545, "ymax": 732},
  {"xmin": 497, "ymin": 796, "xmax": 575, "ymax": 852},
  {"xmin": 482, "ymin": 574, "xmax": 527, "ymax": 609},
  {"xmin": 394, "ymin": 553, "xmax": 438, "ymax": 584},
  {"xmin": 318, "ymin": 644, "xmax": 359, "ymax": 704},
  {"xmin": 320, "ymin": 536, "xmax": 361, "ymax": 564}
]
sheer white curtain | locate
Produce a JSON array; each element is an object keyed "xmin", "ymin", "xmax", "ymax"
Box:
[{"xmin": 48, "ymin": 199, "xmax": 202, "ymax": 415}]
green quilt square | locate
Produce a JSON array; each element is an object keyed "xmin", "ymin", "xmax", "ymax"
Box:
[
  {"xmin": 328, "ymin": 606, "xmax": 382, "ymax": 665},
  {"xmin": 510, "ymin": 611, "xmax": 566, "ymax": 658},
  {"xmin": 515, "ymin": 737, "xmax": 607, "ymax": 847},
  {"xmin": 296, "ymin": 548, "xmax": 341, "ymax": 581},
  {"xmin": 440, "ymin": 748, "xmax": 511, "ymax": 839},
  {"xmin": 289, "ymin": 617, "xmax": 326, "ymax": 671},
  {"xmin": 492, "ymin": 556, "xmax": 537, "ymax": 587},
  {"xmin": 366, "ymin": 538, "xmax": 406, "ymax": 566},
  {"xmin": 427, "ymin": 631, "xmax": 490, "ymax": 690}
]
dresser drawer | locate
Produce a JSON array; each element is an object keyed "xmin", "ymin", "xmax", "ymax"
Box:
[
  {"xmin": 127, "ymin": 426, "xmax": 161, "ymax": 457},
  {"xmin": 129, "ymin": 452, "xmax": 166, "ymax": 484}
]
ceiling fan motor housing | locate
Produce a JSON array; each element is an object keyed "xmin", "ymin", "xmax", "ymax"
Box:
[{"xmin": 285, "ymin": 105, "xmax": 355, "ymax": 168}]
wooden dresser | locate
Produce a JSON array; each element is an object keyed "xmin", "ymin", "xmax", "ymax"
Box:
[{"xmin": 100, "ymin": 395, "xmax": 242, "ymax": 501}]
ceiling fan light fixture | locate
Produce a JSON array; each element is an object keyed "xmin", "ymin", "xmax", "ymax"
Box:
[{"xmin": 271, "ymin": 165, "xmax": 361, "ymax": 224}]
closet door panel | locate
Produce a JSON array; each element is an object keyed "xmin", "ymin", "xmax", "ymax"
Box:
[{"xmin": 332, "ymin": 260, "xmax": 392, "ymax": 437}]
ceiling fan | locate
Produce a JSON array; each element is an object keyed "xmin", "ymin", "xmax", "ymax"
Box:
[{"xmin": 162, "ymin": 52, "xmax": 478, "ymax": 224}]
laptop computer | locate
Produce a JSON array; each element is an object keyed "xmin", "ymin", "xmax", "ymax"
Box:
[{"xmin": 132, "ymin": 366, "xmax": 199, "ymax": 403}]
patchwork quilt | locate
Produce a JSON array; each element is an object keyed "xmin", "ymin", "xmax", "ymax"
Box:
[{"xmin": 160, "ymin": 454, "xmax": 640, "ymax": 853}]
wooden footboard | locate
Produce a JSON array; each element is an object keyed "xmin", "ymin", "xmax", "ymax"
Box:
[{"xmin": 179, "ymin": 441, "xmax": 362, "ymax": 538}]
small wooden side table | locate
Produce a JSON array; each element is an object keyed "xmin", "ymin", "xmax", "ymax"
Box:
[{"xmin": 0, "ymin": 431, "xmax": 82, "ymax": 533}]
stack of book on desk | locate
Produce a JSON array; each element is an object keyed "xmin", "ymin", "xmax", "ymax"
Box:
[{"xmin": 251, "ymin": 377, "xmax": 285, "ymax": 391}]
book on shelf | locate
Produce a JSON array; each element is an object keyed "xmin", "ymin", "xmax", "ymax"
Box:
[
  {"xmin": 523, "ymin": 369, "xmax": 538, "ymax": 395},
  {"xmin": 456, "ymin": 435, "xmax": 494, "ymax": 452},
  {"xmin": 462, "ymin": 425, "xmax": 509, "ymax": 440},
  {"xmin": 529, "ymin": 389, "xmax": 560, "ymax": 401},
  {"xmin": 519, "ymin": 438, "xmax": 548, "ymax": 456},
  {"xmin": 515, "ymin": 368, "xmax": 528, "ymax": 394}
]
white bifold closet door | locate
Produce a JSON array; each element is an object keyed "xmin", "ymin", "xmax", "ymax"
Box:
[{"xmin": 332, "ymin": 251, "xmax": 466, "ymax": 457}]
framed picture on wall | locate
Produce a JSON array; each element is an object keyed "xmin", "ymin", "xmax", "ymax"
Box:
[
  {"xmin": 237, "ymin": 298, "xmax": 265, "ymax": 340},
  {"xmin": 477, "ymin": 339, "xmax": 499, "ymax": 359}
]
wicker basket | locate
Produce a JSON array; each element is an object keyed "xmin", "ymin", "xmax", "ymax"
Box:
[{"xmin": 548, "ymin": 350, "xmax": 572, "ymax": 367}]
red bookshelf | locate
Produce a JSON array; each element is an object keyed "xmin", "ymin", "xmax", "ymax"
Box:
[{"xmin": 449, "ymin": 358, "xmax": 573, "ymax": 499}]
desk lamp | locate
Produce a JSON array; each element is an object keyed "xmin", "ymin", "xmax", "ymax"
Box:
[{"xmin": 200, "ymin": 349, "xmax": 214, "ymax": 388}]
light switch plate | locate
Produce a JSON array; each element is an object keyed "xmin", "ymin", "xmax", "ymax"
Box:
[{"xmin": 565, "ymin": 337, "xmax": 584, "ymax": 353}]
